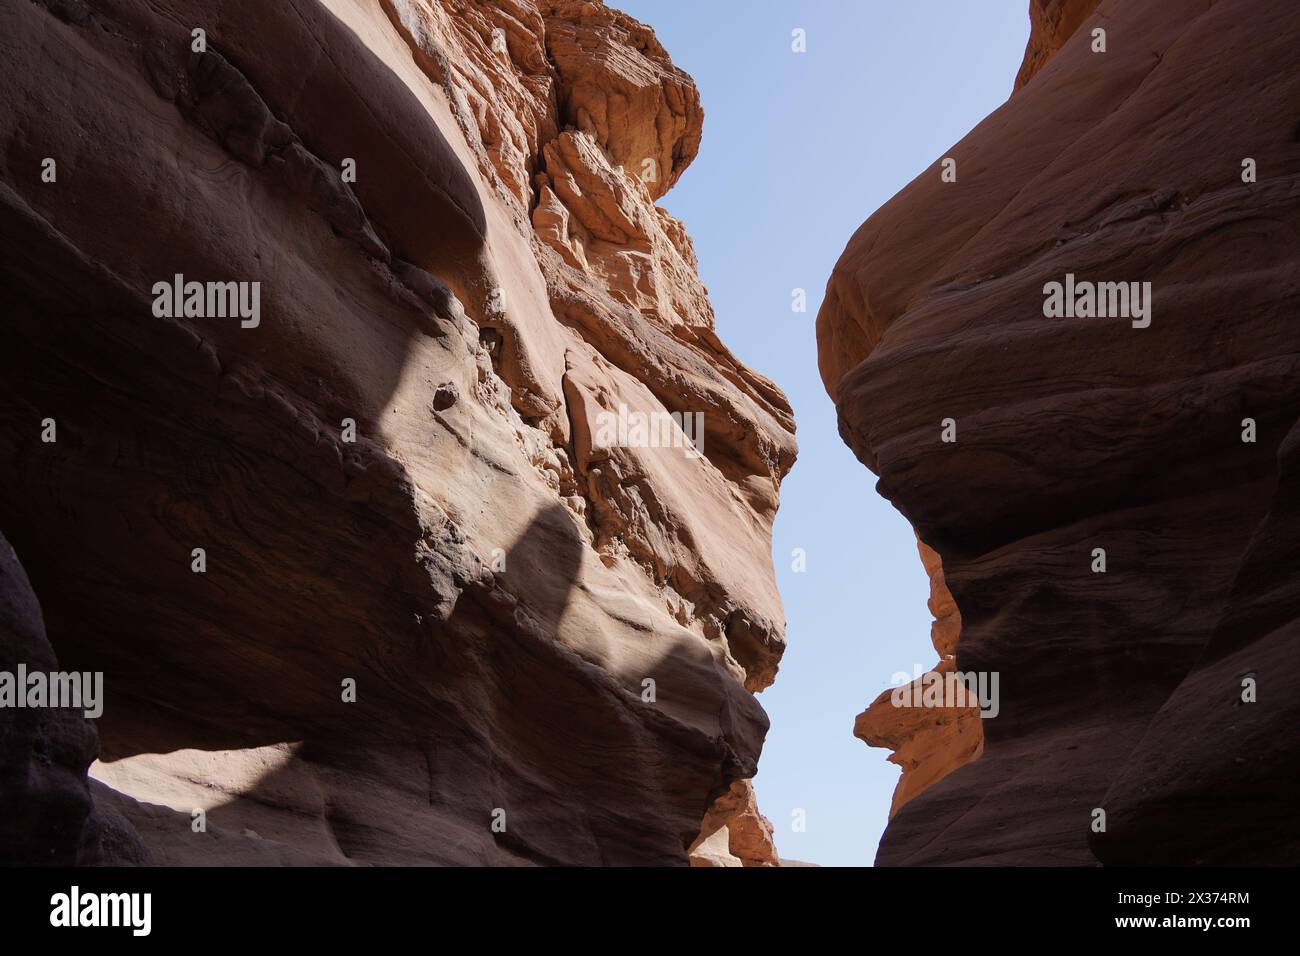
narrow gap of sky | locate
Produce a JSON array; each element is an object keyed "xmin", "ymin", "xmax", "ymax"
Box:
[{"xmin": 612, "ymin": 0, "xmax": 1030, "ymax": 865}]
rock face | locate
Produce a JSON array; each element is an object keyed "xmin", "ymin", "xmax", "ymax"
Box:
[
  {"xmin": 0, "ymin": 0, "xmax": 794, "ymax": 865},
  {"xmin": 687, "ymin": 778, "xmax": 779, "ymax": 867},
  {"xmin": 1014, "ymin": 0, "xmax": 1101, "ymax": 90},
  {"xmin": 854, "ymin": 539, "xmax": 981, "ymax": 819},
  {"xmin": 0, "ymin": 532, "xmax": 98, "ymax": 865},
  {"xmin": 0, "ymin": 534, "xmax": 149, "ymax": 866},
  {"xmin": 821, "ymin": 0, "xmax": 1300, "ymax": 864}
]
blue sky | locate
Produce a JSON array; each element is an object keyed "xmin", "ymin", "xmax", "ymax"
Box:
[{"xmin": 612, "ymin": 0, "xmax": 1030, "ymax": 865}]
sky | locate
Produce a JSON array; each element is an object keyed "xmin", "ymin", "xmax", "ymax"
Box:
[{"xmin": 612, "ymin": 0, "xmax": 1030, "ymax": 866}]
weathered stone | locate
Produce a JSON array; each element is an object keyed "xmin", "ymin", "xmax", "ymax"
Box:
[
  {"xmin": 0, "ymin": 0, "xmax": 793, "ymax": 865},
  {"xmin": 819, "ymin": 0, "xmax": 1300, "ymax": 865}
]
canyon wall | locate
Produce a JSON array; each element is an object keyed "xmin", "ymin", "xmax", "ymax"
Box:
[
  {"xmin": 0, "ymin": 0, "xmax": 792, "ymax": 866},
  {"xmin": 853, "ymin": 538, "xmax": 981, "ymax": 820},
  {"xmin": 822, "ymin": 0, "xmax": 1300, "ymax": 864}
]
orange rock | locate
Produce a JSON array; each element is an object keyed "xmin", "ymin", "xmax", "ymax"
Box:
[
  {"xmin": 854, "ymin": 539, "xmax": 982, "ymax": 818},
  {"xmin": 1014, "ymin": 0, "xmax": 1102, "ymax": 89},
  {"xmin": 689, "ymin": 779, "xmax": 780, "ymax": 867}
]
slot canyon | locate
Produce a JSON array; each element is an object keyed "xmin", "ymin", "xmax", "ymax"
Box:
[{"xmin": 2, "ymin": 0, "xmax": 1298, "ymax": 871}]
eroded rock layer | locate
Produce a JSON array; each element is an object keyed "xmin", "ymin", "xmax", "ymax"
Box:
[
  {"xmin": 821, "ymin": 0, "xmax": 1300, "ymax": 864},
  {"xmin": 0, "ymin": 0, "xmax": 794, "ymax": 865},
  {"xmin": 854, "ymin": 539, "xmax": 981, "ymax": 819}
]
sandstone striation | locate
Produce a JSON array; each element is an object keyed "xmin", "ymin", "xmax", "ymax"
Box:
[
  {"xmin": 821, "ymin": 0, "xmax": 1300, "ymax": 864},
  {"xmin": 0, "ymin": 0, "xmax": 794, "ymax": 865}
]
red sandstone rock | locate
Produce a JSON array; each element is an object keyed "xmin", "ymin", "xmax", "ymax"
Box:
[
  {"xmin": 0, "ymin": 0, "xmax": 793, "ymax": 865},
  {"xmin": 854, "ymin": 539, "xmax": 982, "ymax": 818},
  {"xmin": 0, "ymin": 533, "xmax": 148, "ymax": 865},
  {"xmin": 1014, "ymin": 0, "xmax": 1102, "ymax": 90},
  {"xmin": 819, "ymin": 0, "xmax": 1300, "ymax": 864},
  {"xmin": 0, "ymin": 533, "xmax": 98, "ymax": 865},
  {"xmin": 688, "ymin": 779, "xmax": 779, "ymax": 867}
]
